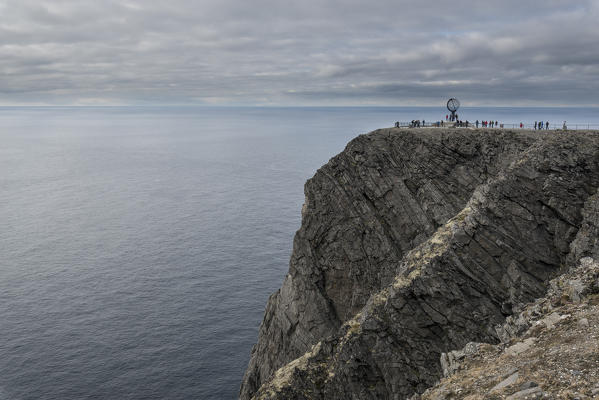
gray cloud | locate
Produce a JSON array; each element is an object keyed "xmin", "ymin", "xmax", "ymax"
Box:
[{"xmin": 0, "ymin": 0, "xmax": 597, "ymax": 105}]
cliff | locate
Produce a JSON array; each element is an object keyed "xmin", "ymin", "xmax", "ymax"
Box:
[
  {"xmin": 240, "ymin": 128, "xmax": 599, "ymax": 400},
  {"xmin": 419, "ymin": 256, "xmax": 599, "ymax": 399}
]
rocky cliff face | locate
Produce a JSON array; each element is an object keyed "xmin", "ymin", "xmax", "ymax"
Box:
[
  {"xmin": 420, "ymin": 255, "xmax": 599, "ymax": 399},
  {"xmin": 240, "ymin": 128, "xmax": 599, "ymax": 400}
]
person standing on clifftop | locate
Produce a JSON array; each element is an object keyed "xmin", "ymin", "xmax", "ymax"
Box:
[
  {"xmin": 476, "ymin": 120, "xmax": 479, "ymax": 128},
  {"xmin": 546, "ymin": 121, "xmax": 549, "ymax": 129}
]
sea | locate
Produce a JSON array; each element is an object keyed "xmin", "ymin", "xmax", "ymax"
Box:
[{"xmin": 2, "ymin": 106, "xmax": 599, "ymax": 400}]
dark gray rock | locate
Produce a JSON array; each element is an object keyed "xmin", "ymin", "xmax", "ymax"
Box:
[
  {"xmin": 520, "ymin": 381, "xmax": 539, "ymax": 390},
  {"xmin": 440, "ymin": 342, "xmax": 482, "ymax": 377},
  {"xmin": 240, "ymin": 129, "xmax": 599, "ymax": 400},
  {"xmin": 568, "ymin": 189, "xmax": 599, "ymax": 262}
]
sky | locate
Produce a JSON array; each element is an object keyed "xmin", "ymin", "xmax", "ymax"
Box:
[{"xmin": 1, "ymin": 0, "xmax": 598, "ymax": 106}]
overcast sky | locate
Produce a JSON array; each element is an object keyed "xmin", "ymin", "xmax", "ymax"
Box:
[{"xmin": 1, "ymin": 0, "xmax": 598, "ymax": 106}]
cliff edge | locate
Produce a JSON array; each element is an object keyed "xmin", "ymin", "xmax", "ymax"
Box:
[{"xmin": 240, "ymin": 128, "xmax": 599, "ymax": 400}]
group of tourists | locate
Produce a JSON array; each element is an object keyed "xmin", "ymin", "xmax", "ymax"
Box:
[
  {"xmin": 393, "ymin": 119, "xmax": 567, "ymax": 130},
  {"xmin": 393, "ymin": 119, "xmax": 471, "ymax": 128},
  {"xmin": 405, "ymin": 120, "xmax": 425, "ymax": 127},
  {"xmin": 476, "ymin": 120, "xmax": 499, "ymax": 128},
  {"xmin": 517, "ymin": 121, "xmax": 563, "ymax": 129},
  {"xmin": 394, "ymin": 120, "xmax": 427, "ymax": 128},
  {"xmin": 534, "ymin": 121, "xmax": 550, "ymax": 130}
]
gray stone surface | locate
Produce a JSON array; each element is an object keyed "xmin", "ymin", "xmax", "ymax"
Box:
[
  {"xmin": 506, "ymin": 387, "xmax": 543, "ymax": 399},
  {"xmin": 491, "ymin": 371, "xmax": 519, "ymax": 392},
  {"xmin": 538, "ymin": 312, "xmax": 562, "ymax": 330},
  {"xmin": 440, "ymin": 342, "xmax": 481, "ymax": 377},
  {"xmin": 506, "ymin": 338, "xmax": 536, "ymax": 356},
  {"xmin": 240, "ymin": 128, "xmax": 599, "ymax": 400}
]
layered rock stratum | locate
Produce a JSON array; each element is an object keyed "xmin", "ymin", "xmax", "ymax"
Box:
[{"xmin": 240, "ymin": 128, "xmax": 599, "ymax": 400}]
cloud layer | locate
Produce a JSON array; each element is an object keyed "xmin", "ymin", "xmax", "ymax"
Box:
[{"xmin": 1, "ymin": 0, "xmax": 597, "ymax": 105}]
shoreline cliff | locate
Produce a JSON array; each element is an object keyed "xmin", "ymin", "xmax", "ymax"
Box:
[{"xmin": 240, "ymin": 128, "xmax": 599, "ymax": 400}]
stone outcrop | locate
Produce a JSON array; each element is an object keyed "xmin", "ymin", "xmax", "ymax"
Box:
[
  {"xmin": 417, "ymin": 256, "xmax": 599, "ymax": 399},
  {"xmin": 240, "ymin": 128, "xmax": 599, "ymax": 400}
]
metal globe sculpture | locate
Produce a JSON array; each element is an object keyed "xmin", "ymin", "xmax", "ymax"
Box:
[
  {"xmin": 447, "ymin": 98, "xmax": 460, "ymax": 121},
  {"xmin": 447, "ymin": 98, "xmax": 460, "ymax": 113}
]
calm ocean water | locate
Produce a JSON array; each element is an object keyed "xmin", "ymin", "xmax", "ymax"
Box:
[{"xmin": 1, "ymin": 106, "xmax": 598, "ymax": 400}]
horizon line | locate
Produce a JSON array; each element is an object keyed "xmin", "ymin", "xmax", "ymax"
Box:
[{"xmin": 1, "ymin": 104, "xmax": 599, "ymax": 109}]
